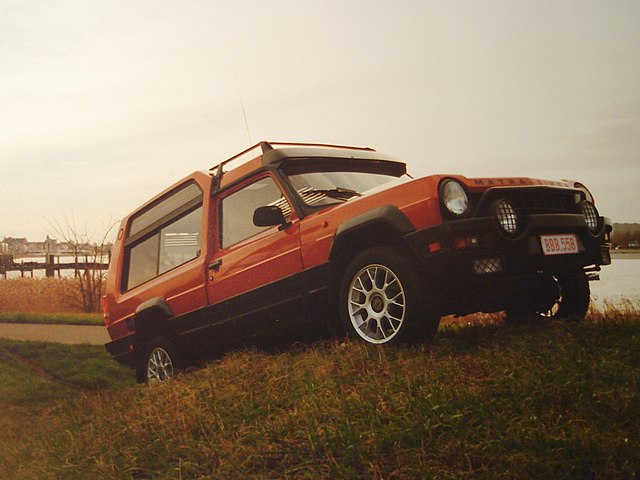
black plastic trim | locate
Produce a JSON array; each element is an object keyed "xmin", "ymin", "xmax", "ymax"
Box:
[
  {"xmin": 135, "ymin": 297, "xmax": 173, "ymax": 319},
  {"xmin": 335, "ymin": 205, "xmax": 415, "ymax": 239},
  {"xmin": 104, "ymin": 335, "xmax": 137, "ymax": 368}
]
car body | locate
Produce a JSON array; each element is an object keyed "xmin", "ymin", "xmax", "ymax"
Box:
[{"xmin": 103, "ymin": 141, "xmax": 612, "ymax": 382}]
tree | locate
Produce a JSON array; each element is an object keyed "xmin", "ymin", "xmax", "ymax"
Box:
[
  {"xmin": 612, "ymin": 223, "xmax": 640, "ymax": 248},
  {"xmin": 47, "ymin": 213, "xmax": 117, "ymax": 313}
]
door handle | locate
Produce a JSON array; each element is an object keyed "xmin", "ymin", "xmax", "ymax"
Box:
[{"xmin": 208, "ymin": 259, "xmax": 222, "ymax": 272}]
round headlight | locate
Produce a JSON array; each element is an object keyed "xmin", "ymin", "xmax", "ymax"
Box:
[
  {"xmin": 495, "ymin": 199, "xmax": 519, "ymax": 235},
  {"xmin": 442, "ymin": 180, "xmax": 468, "ymax": 216},
  {"xmin": 580, "ymin": 201, "xmax": 599, "ymax": 232}
]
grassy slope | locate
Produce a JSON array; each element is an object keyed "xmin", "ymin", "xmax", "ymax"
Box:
[{"xmin": 1, "ymin": 318, "xmax": 639, "ymax": 479}]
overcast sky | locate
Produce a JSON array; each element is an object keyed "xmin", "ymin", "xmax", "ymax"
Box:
[{"xmin": 1, "ymin": 0, "xmax": 639, "ymax": 241}]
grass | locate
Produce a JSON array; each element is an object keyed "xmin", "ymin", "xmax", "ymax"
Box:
[
  {"xmin": 0, "ymin": 315, "xmax": 638, "ymax": 479},
  {"xmin": 0, "ymin": 339, "xmax": 133, "ymax": 478},
  {"xmin": 0, "ymin": 311, "xmax": 103, "ymax": 325},
  {"xmin": 0, "ymin": 340, "xmax": 133, "ymax": 390}
]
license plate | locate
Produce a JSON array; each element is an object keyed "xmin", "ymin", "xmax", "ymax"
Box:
[{"xmin": 540, "ymin": 234, "xmax": 579, "ymax": 256}]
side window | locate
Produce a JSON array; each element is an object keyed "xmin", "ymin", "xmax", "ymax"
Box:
[
  {"xmin": 158, "ymin": 207, "xmax": 202, "ymax": 274},
  {"xmin": 127, "ymin": 235, "xmax": 160, "ymax": 291},
  {"xmin": 123, "ymin": 183, "xmax": 203, "ymax": 291},
  {"xmin": 221, "ymin": 176, "xmax": 290, "ymax": 249}
]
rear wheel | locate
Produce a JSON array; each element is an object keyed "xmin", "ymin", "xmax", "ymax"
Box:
[
  {"xmin": 137, "ymin": 337, "xmax": 183, "ymax": 384},
  {"xmin": 339, "ymin": 247, "xmax": 440, "ymax": 344},
  {"xmin": 505, "ymin": 271, "xmax": 590, "ymax": 322}
]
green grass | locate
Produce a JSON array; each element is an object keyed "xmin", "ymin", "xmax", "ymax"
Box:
[
  {"xmin": 0, "ymin": 339, "xmax": 135, "ymax": 477},
  {"xmin": 1, "ymin": 318, "xmax": 639, "ymax": 479},
  {"xmin": 0, "ymin": 311, "xmax": 103, "ymax": 325}
]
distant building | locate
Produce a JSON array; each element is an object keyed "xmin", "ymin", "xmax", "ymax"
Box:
[
  {"xmin": 27, "ymin": 235, "xmax": 59, "ymax": 254},
  {"xmin": 1, "ymin": 235, "xmax": 111, "ymax": 257},
  {"xmin": 1, "ymin": 237, "xmax": 28, "ymax": 255}
]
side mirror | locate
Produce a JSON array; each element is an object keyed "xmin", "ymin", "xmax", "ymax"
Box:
[{"xmin": 253, "ymin": 205, "xmax": 286, "ymax": 227}]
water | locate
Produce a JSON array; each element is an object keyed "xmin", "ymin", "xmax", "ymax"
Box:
[{"xmin": 590, "ymin": 257, "xmax": 640, "ymax": 310}]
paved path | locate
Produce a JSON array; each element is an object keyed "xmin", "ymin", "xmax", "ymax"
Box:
[{"xmin": 0, "ymin": 323, "xmax": 110, "ymax": 345}]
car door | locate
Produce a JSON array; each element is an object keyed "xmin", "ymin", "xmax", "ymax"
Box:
[{"xmin": 204, "ymin": 173, "xmax": 304, "ymax": 347}]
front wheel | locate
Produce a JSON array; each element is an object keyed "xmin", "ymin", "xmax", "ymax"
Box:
[
  {"xmin": 505, "ymin": 271, "xmax": 590, "ymax": 322},
  {"xmin": 339, "ymin": 247, "xmax": 440, "ymax": 345}
]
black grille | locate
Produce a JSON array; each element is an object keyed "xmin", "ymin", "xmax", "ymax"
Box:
[
  {"xmin": 475, "ymin": 187, "xmax": 577, "ymax": 217},
  {"xmin": 509, "ymin": 190, "xmax": 576, "ymax": 214}
]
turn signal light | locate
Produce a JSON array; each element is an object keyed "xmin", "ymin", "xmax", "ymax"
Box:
[
  {"xmin": 428, "ymin": 242, "xmax": 442, "ymax": 253},
  {"xmin": 453, "ymin": 236, "xmax": 479, "ymax": 250},
  {"xmin": 101, "ymin": 295, "xmax": 109, "ymax": 325}
]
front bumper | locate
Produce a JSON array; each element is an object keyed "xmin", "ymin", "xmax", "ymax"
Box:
[{"xmin": 405, "ymin": 213, "xmax": 611, "ymax": 314}]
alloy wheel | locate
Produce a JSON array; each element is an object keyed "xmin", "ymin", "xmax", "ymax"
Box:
[
  {"xmin": 147, "ymin": 347, "xmax": 174, "ymax": 383},
  {"xmin": 347, "ymin": 263, "xmax": 406, "ymax": 344}
]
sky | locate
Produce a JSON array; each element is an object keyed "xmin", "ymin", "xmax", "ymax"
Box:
[{"xmin": 1, "ymin": 0, "xmax": 639, "ymax": 241}]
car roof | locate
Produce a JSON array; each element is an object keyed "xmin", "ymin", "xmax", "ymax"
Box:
[{"xmin": 212, "ymin": 141, "xmax": 407, "ymax": 191}]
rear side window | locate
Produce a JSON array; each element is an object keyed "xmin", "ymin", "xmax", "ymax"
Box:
[{"xmin": 123, "ymin": 183, "xmax": 203, "ymax": 291}]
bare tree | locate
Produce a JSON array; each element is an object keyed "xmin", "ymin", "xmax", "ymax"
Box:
[{"xmin": 47, "ymin": 213, "xmax": 117, "ymax": 313}]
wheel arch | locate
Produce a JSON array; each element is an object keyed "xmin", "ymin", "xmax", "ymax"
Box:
[
  {"xmin": 329, "ymin": 205, "xmax": 415, "ymax": 270},
  {"xmin": 133, "ymin": 298, "xmax": 177, "ymax": 383},
  {"xmin": 134, "ymin": 297, "xmax": 175, "ymax": 344}
]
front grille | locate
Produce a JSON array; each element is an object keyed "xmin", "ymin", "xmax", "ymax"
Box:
[
  {"xmin": 475, "ymin": 187, "xmax": 577, "ymax": 217},
  {"xmin": 509, "ymin": 190, "xmax": 576, "ymax": 214}
]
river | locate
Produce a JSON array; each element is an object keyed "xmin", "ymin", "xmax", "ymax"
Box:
[{"xmin": 589, "ymin": 255, "xmax": 640, "ymax": 311}]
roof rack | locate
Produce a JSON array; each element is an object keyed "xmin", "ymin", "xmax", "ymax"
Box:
[
  {"xmin": 261, "ymin": 141, "xmax": 375, "ymax": 152},
  {"xmin": 209, "ymin": 141, "xmax": 375, "ymax": 172},
  {"xmin": 210, "ymin": 141, "xmax": 376, "ymax": 191}
]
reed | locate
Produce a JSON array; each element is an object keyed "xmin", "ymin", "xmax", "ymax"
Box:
[{"xmin": 0, "ymin": 278, "xmax": 83, "ymax": 313}]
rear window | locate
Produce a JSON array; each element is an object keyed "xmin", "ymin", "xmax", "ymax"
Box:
[
  {"xmin": 123, "ymin": 182, "xmax": 203, "ymax": 291},
  {"xmin": 129, "ymin": 183, "xmax": 202, "ymax": 237}
]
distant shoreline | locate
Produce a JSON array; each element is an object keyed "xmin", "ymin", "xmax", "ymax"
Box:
[{"xmin": 611, "ymin": 249, "xmax": 640, "ymax": 260}]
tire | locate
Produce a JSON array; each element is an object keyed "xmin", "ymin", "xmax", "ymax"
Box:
[
  {"xmin": 339, "ymin": 246, "xmax": 440, "ymax": 345},
  {"xmin": 505, "ymin": 271, "xmax": 590, "ymax": 322},
  {"xmin": 136, "ymin": 336, "xmax": 183, "ymax": 384}
]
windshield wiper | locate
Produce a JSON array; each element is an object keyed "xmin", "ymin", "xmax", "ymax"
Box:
[{"xmin": 305, "ymin": 187, "xmax": 363, "ymax": 201}]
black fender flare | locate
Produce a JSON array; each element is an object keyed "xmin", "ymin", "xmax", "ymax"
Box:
[
  {"xmin": 134, "ymin": 297, "xmax": 174, "ymax": 341},
  {"xmin": 330, "ymin": 205, "xmax": 415, "ymax": 261},
  {"xmin": 135, "ymin": 297, "xmax": 173, "ymax": 321}
]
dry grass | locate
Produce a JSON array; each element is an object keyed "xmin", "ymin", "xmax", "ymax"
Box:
[
  {"xmin": 588, "ymin": 296, "xmax": 640, "ymax": 322},
  {"xmin": 2, "ymin": 316, "xmax": 639, "ymax": 479},
  {"xmin": 0, "ymin": 278, "xmax": 83, "ymax": 313}
]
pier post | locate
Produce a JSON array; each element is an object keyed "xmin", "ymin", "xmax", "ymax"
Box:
[{"xmin": 45, "ymin": 254, "xmax": 55, "ymax": 278}]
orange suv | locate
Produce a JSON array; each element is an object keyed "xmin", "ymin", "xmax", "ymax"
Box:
[{"xmin": 103, "ymin": 141, "xmax": 612, "ymax": 382}]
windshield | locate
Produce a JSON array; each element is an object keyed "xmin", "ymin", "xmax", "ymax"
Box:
[{"xmin": 286, "ymin": 171, "xmax": 408, "ymax": 207}]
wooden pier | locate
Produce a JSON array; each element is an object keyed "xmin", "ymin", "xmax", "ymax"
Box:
[{"xmin": 0, "ymin": 253, "xmax": 109, "ymax": 279}]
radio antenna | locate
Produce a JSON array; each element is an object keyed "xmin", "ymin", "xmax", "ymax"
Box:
[{"xmin": 235, "ymin": 71, "xmax": 253, "ymax": 145}]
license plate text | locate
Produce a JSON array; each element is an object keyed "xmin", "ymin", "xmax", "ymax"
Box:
[{"xmin": 540, "ymin": 234, "xmax": 579, "ymax": 255}]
